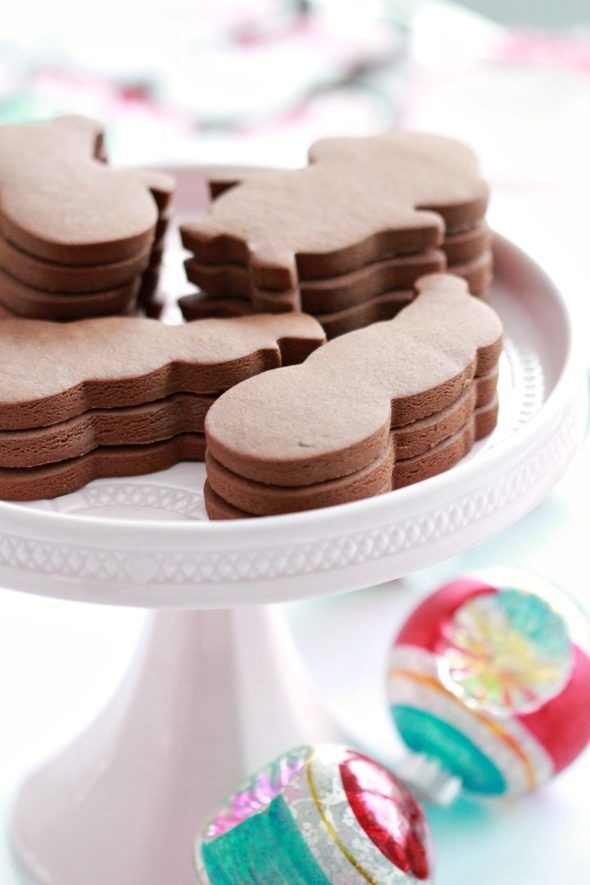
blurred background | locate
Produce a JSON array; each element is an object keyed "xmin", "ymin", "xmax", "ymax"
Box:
[
  {"xmin": 2, "ymin": 0, "xmax": 589, "ymax": 316},
  {"xmin": 1, "ymin": 3, "xmax": 590, "ymax": 883},
  {"xmin": 0, "ymin": 0, "xmax": 589, "ymax": 168}
]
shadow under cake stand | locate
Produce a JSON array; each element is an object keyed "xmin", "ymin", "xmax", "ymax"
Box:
[{"xmin": 0, "ymin": 169, "xmax": 586, "ymax": 885}]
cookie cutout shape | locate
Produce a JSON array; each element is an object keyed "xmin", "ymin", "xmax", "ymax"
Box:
[
  {"xmin": 0, "ymin": 312, "xmax": 326, "ymax": 430},
  {"xmin": 206, "ymin": 442, "xmax": 395, "ymax": 517},
  {"xmin": 0, "ymin": 435, "xmax": 206, "ymax": 502},
  {"xmin": 180, "ymin": 250, "xmax": 493, "ymax": 342},
  {"xmin": 0, "ymin": 266, "xmax": 141, "ymax": 320},
  {"xmin": 204, "ymin": 391, "xmax": 498, "ymax": 516},
  {"xmin": 0, "ymin": 393, "xmax": 217, "ymax": 468},
  {"xmin": 179, "ymin": 295, "xmax": 255, "ymax": 322},
  {"xmin": 185, "ymin": 249, "xmax": 492, "ymax": 317},
  {"xmin": 204, "ymin": 404, "xmax": 498, "ymax": 518},
  {"xmin": 181, "ymin": 132, "xmax": 488, "ymax": 295},
  {"xmin": 442, "ymin": 223, "xmax": 491, "ymax": 265},
  {"xmin": 185, "ymin": 249, "xmax": 446, "ymax": 314},
  {"xmin": 205, "ymin": 274, "xmax": 502, "ymax": 489},
  {"xmin": 0, "ymin": 235, "xmax": 151, "ymax": 293},
  {"xmin": 313, "ymin": 252, "xmax": 492, "ymax": 338},
  {"xmin": 0, "ymin": 116, "xmax": 173, "ymax": 264}
]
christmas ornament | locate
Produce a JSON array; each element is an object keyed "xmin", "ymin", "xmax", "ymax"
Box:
[
  {"xmin": 388, "ymin": 569, "xmax": 590, "ymax": 798},
  {"xmin": 196, "ymin": 743, "xmax": 434, "ymax": 883}
]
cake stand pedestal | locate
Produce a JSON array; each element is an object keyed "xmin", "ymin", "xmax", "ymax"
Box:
[
  {"xmin": 0, "ymin": 228, "xmax": 585, "ymax": 883},
  {"xmin": 11, "ymin": 605, "xmax": 341, "ymax": 885}
]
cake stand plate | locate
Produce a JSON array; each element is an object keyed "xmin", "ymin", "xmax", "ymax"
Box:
[{"xmin": 2, "ymin": 168, "xmax": 586, "ymax": 885}]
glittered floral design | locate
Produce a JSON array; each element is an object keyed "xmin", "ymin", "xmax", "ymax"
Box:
[
  {"xmin": 438, "ymin": 589, "xmax": 573, "ymax": 716},
  {"xmin": 206, "ymin": 745, "xmax": 309, "ymax": 838}
]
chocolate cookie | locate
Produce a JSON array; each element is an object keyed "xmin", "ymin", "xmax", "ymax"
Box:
[
  {"xmin": 0, "ymin": 435, "xmax": 206, "ymax": 502},
  {"xmin": 178, "ymin": 295, "xmax": 254, "ymax": 322},
  {"xmin": 204, "ymin": 274, "xmax": 502, "ymax": 519},
  {"xmin": 204, "ymin": 393, "xmax": 498, "ymax": 516},
  {"xmin": 179, "ymin": 252, "xmax": 493, "ymax": 339},
  {"xmin": 0, "ymin": 393, "xmax": 216, "ymax": 468},
  {"xmin": 0, "ymin": 312, "xmax": 326, "ymax": 430},
  {"xmin": 0, "ymin": 266, "xmax": 141, "ymax": 320},
  {"xmin": 442, "ymin": 223, "xmax": 491, "ymax": 265},
  {"xmin": 0, "ymin": 116, "xmax": 173, "ymax": 264},
  {"xmin": 204, "ymin": 400, "xmax": 498, "ymax": 518},
  {"xmin": 181, "ymin": 132, "xmax": 488, "ymax": 295},
  {"xmin": 205, "ymin": 396, "xmax": 499, "ymax": 519},
  {"xmin": 184, "ymin": 246, "xmax": 492, "ymax": 313},
  {"xmin": 0, "ymin": 235, "xmax": 151, "ymax": 293},
  {"xmin": 314, "ymin": 250, "xmax": 492, "ymax": 337},
  {"xmin": 184, "ymin": 249, "xmax": 446, "ymax": 314}
]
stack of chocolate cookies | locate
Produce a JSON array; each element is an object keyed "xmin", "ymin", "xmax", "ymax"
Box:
[
  {"xmin": 0, "ymin": 116, "xmax": 173, "ymax": 321},
  {"xmin": 180, "ymin": 132, "xmax": 492, "ymax": 338},
  {"xmin": 0, "ymin": 312, "xmax": 324, "ymax": 500},
  {"xmin": 203, "ymin": 275, "xmax": 503, "ymax": 519}
]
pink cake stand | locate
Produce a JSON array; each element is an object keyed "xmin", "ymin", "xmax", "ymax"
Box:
[{"xmin": 0, "ymin": 169, "xmax": 586, "ymax": 885}]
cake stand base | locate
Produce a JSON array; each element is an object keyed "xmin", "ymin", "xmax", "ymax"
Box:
[{"xmin": 11, "ymin": 605, "xmax": 339, "ymax": 885}]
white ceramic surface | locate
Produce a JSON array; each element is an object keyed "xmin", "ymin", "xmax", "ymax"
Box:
[{"xmin": 0, "ymin": 174, "xmax": 585, "ymax": 607}]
